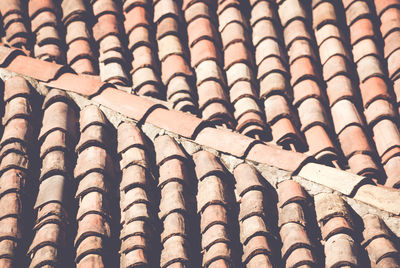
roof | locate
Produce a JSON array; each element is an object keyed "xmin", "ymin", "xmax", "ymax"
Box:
[{"xmin": 0, "ymin": 0, "xmax": 399, "ymax": 267}]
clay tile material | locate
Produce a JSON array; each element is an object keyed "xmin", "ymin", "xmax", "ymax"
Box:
[
  {"xmin": 288, "ymin": 39, "xmax": 316, "ymax": 65},
  {"xmin": 388, "ymin": 49, "xmax": 400, "ymax": 79},
  {"xmin": 79, "ymin": 105, "xmax": 107, "ymax": 132},
  {"xmin": 201, "ymin": 204, "xmax": 228, "ymax": 233},
  {"xmin": 192, "ymin": 39, "xmax": 221, "ymax": 67},
  {"xmin": 304, "ymin": 125, "xmax": 336, "ymax": 159},
  {"xmin": 348, "ymin": 153, "xmax": 379, "ymax": 177},
  {"xmin": 280, "ymin": 222, "xmax": 312, "ymax": 260},
  {"xmin": 349, "ymin": 18, "xmax": 374, "ymax": 45},
  {"xmin": 75, "ymin": 172, "xmax": 107, "ymax": 199},
  {"xmin": 153, "ymin": 0, "xmax": 180, "ymax": 24},
  {"xmin": 223, "ymin": 41, "xmax": 252, "ymax": 70},
  {"xmin": 233, "ymin": 163, "xmax": 264, "ymax": 196},
  {"xmin": 375, "ymin": 0, "xmax": 400, "ymax": 17},
  {"xmin": 314, "ymin": 193, "xmax": 350, "ymax": 224},
  {"xmin": 161, "ymin": 212, "xmax": 186, "ymax": 243},
  {"xmin": 28, "ymin": 223, "xmax": 62, "ymax": 256},
  {"xmin": 269, "ymin": 117, "xmax": 304, "ymax": 148},
  {"xmin": 324, "ymin": 233, "xmax": 358, "ymax": 267},
  {"xmin": 195, "ymin": 127, "xmax": 257, "ymax": 159},
  {"xmin": 357, "ymin": 55, "xmax": 384, "ymax": 82},
  {"xmin": 202, "ymin": 224, "xmax": 229, "ymax": 250},
  {"xmin": 0, "ymin": 169, "xmax": 25, "ymax": 197},
  {"xmin": 187, "ymin": 17, "xmax": 216, "ymax": 47},
  {"xmin": 239, "ymin": 189, "xmax": 265, "ymax": 221},
  {"xmin": 319, "ymin": 37, "xmax": 349, "ymax": 66},
  {"xmin": 384, "ymin": 30, "xmax": 400, "ymax": 59},
  {"xmin": 74, "ymin": 214, "xmax": 111, "ymax": 247},
  {"xmin": 61, "ymin": 0, "xmax": 86, "ymax": 23},
  {"xmin": 3, "ymin": 76, "xmax": 30, "ymax": 103},
  {"xmin": 252, "ymin": 19, "xmax": 278, "ymax": 48},
  {"xmin": 365, "ymin": 99, "xmax": 395, "ymax": 126},
  {"xmin": 146, "ymin": 106, "xmax": 207, "ymax": 139},
  {"xmin": 250, "ymin": 1, "xmax": 276, "ymax": 27},
  {"xmin": 218, "ymin": 5, "xmax": 246, "ymax": 33},
  {"xmin": 283, "ymin": 20, "xmax": 311, "ymax": 49},
  {"xmin": 0, "ymin": 192, "xmax": 21, "ymax": 219},
  {"xmin": 297, "ymin": 97, "xmax": 328, "ymax": 132},
  {"xmin": 76, "ymin": 124, "xmax": 110, "ymax": 153},
  {"xmin": 184, "ymin": 2, "xmax": 211, "ymax": 24},
  {"xmin": 30, "ymin": 10, "xmax": 57, "ymax": 33},
  {"xmin": 278, "ymin": 202, "xmax": 306, "ymax": 228},
  {"xmin": 362, "ymin": 214, "xmax": 392, "ymax": 245},
  {"xmin": 325, "ymin": 75, "xmax": 354, "ymax": 106},
  {"xmin": 154, "ymin": 135, "xmax": 186, "ymax": 166},
  {"xmin": 92, "ymin": 14, "xmax": 120, "ymax": 42},
  {"xmin": 285, "ymin": 247, "xmax": 315, "ymax": 267},
  {"xmin": 330, "ymin": 99, "xmax": 363, "ymax": 134},
  {"xmin": 277, "ymin": 180, "xmax": 307, "ymax": 208},
  {"xmin": 259, "ymin": 72, "xmax": 290, "ymax": 100},
  {"xmin": 292, "ymin": 79, "xmax": 322, "ymax": 107},
  {"xmin": 28, "ymin": 0, "xmax": 56, "ymax": 19},
  {"xmin": 197, "ymin": 175, "xmax": 227, "ymax": 213},
  {"xmin": 160, "ymin": 236, "xmax": 189, "ymax": 267},
  {"xmin": 158, "ymin": 182, "xmax": 187, "ymax": 219},
  {"xmin": 121, "ymin": 249, "xmax": 148, "ymax": 267},
  {"xmin": 0, "ymin": 151, "xmax": 28, "ymax": 175},
  {"xmin": 278, "ymin": 0, "xmax": 306, "ymax": 28},
  {"xmin": 5, "ymin": 53, "xmax": 66, "ymax": 83},
  {"xmin": 338, "ymin": 125, "xmax": 372, "ymax": 158},
  {"xmin": 264, "ymin": 95, "xmax": 291, "ymax": 125},
  {"xmin": 74, "ymin": 146, "xmax": 113, "ymax": 179},
  {"xmin": 255, "ymin": 39, "xmax": 283, "ymax": 66},
  {"xmin": 0, "ymin": 216, "xmax": 21, "ymax": 241},
  {"xmin": 346, "ymin": 0, "xmax": 370, "ymax": 25},
  {"xmin": 92, "ymin": 0, "xmax": 119, "ymax": 17},
  {"xmin": 373, "ymin": 119, "xmax": 400, "ymax": 158},
  {"xmin": 380, "ymin": 7, "xmax": 400, "ymax": 38},
  {"xmin": 65, "ymin": 21, "xmax": 91, "ymax": 45},
  {"xmin": 366, "ymin": 237, "xmax": 399, "ymax": 265},
  {"xmin": 0, "ymin": 0, "xmax": 23, "ymax": 17},
  {"xmin": 160, "ymin": 54, "xmax": 193, "ymax": 85},
  {"xmin": 34, "ymin": 175, "xmax": 66, "ymax": 209},
  {"xmin": 91, "ymin": 86, "xmax": 165, "ymax": 122},
  {"xmin": 117, "ymin": 122, "xmax": 146, "ymax": 154},
  {"xmin": 124, "ymin": 6, "xmax": 149, "ymax": 35},
  {"xmin": 2, "ymin": 97, "xmax": 31, "ymax": 126},
  {"xmin": 77, "ymin": 191, "xmax": 110, "ymax": 221},
  {"xmin": 248, "ymin": 141, "xmax": 311, "ymax": 172},
  {"xmin": 66, "ymin": 39, "xmax": 94, "ymax": 64},
  {"xmin": 312, "ymin": 1, "xmax": 336, "ymax": 29},
  {"xmin": 321, "ymin": 216, "xmax": 353, "ymax": 241},
  {"xmin": 290, "ymin": 57, "xmax": 318, "ymax": 86},
  {"xmin": 39, "ymin": 150, "xmax": 70, "ymax": 181},
  {"xmin": 360, "ymin": 77, "xmax": 391, "ymax": 108},
  {"xmin": 242, "ymin": 236, "xmax": 272, "ymax": 264},
  {"xmin": 202, "ymin": 242, "xmax": 231, "ymax": 267},
  {"xmin": 38, "ymin": 101, "xmax": 77, "ymax": 142},
  {"xmin": 315, "ymin": 24, "xmax": 341, "ymax": 47},
  {"xmin": 220, "ymin": 21, "xmax": 248, "ymax": 50},
  {"xmin": 158, "ymin": 35, "xmax": 185, "ymax": 62},
  {"xmin": 322, "ymin": 55, "xmax": 350, "ymax": 81},
  {"xmin": 240, "ymin": 215, "xmax": 269, "ymax": 244},
  {"xmin": 158, "ymin": 158, "xmax": 188, "ymax": 188},
  {"xmin": 0, "ymin": 118, "xmax": 31, "ymax": 146}
]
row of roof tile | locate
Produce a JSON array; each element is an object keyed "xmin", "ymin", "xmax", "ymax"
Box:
[{"xmin": 28, "ymin": 88, "xmax": 77, "ymax": 267}]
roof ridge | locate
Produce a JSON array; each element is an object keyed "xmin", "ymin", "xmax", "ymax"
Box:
[{"xmin": 0, "ymin": 47, "xmax": 399, "ymax": 232}]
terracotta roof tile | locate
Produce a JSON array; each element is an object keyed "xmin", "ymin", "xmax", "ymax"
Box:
[
  {"xmin": 0, "ymin": 1, "xmax": 400, "ymax": 266},
  {"xmin": 362, "ymin": 214, "xmax": 400, "ymax": 266}
]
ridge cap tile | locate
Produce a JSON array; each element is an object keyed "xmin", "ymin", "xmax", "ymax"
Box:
[{"xmin": 297, "ymin": 162, "xmax": 372, "ymax": 196}]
